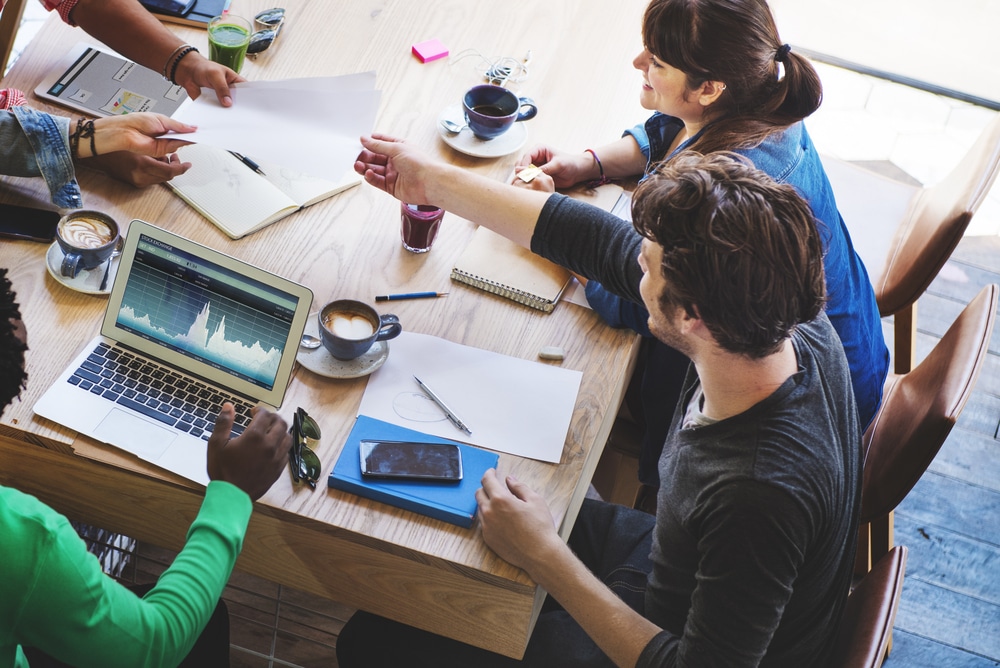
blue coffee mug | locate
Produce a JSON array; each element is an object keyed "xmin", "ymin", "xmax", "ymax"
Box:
[
  {"xmin": 462, "ymin": 84, "xmax": 538, "ymax": 140},
  {"xmin": 319, "ymin": 299, "xmax": 402, "ymax": 360},
  {"xmin": 56, "ymin": 211, "xmax": 120, "ymax": 279}
]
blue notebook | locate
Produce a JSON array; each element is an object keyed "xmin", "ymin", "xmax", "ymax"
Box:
[{"xmin": 328, "ymin": 415, "xmax": 499, "ymax": 528}]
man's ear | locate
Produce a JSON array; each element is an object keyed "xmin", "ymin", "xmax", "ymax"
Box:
[{"xmin": 679, "ymin": 303, "xmax": 706, "ymax": 335}]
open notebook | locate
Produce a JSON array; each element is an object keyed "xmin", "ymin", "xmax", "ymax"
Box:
[{"xmin": 166, "ymin": 143, "xmax": 362, "ymax": 239}]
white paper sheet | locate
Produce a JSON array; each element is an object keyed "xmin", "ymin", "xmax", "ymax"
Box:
[
  {"xmin": 357, "ymin": 332, "xmax": 583, "ymax": 463},
  {"xmin": 167, "ymin": 74, "xmax": 380, "ymax": 183},
  {"xmin": 561, "ymin": 277, "xmax": 592, "ymax": 309}
]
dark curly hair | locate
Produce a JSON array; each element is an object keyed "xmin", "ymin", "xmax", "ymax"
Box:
[
  {"xmin": 632, "ymin": 151, "xmax": 826, "ymax": 358},
  {"xmin": 1, "ymin": 268, "xmax": 28, "ymax": 410}
]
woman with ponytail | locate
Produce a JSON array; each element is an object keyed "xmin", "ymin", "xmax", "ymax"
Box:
[{"xmin": 515, "ymin": 0, "xmax": 888, "ymax": 498}]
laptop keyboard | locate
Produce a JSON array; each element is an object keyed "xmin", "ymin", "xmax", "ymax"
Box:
[{"xmin": 67, "ymin": 341, "xmax": 255, "ymax": 441}]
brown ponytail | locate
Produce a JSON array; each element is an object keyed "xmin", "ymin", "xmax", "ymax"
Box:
[{"xmin": 641, "ymin": 0, "xmax": 823, "ymax": 155}]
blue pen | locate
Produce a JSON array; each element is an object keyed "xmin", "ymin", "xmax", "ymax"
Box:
[{"xmin": 375, "ymin": 291, "xmax": 449, "ymax": 302}]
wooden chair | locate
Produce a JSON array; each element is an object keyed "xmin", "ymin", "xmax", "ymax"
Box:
[
  {"xmin": 857, "ymin": 283, "xmax": 997, "ymax": 577},
  {"xmin": 0, "ymin": 0, "xmax": 30, "ymax": 76},
  {"xmin": 831, "ymin": 546, "xmax": 908, "ymax": 668},
  {"xmin": 821, "ymin": 112, "xmax": 1000, "ymax": 374}
]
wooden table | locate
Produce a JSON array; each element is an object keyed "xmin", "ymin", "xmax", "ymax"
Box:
[{"xmin": 0, "ymin": 0, "xmax": 647, "ymax": 657}]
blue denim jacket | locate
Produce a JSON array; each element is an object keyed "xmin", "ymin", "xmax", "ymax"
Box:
[
  {"xmin": 2, "ymin": 107, "xmax": 83, "ymax": 208},
  {"xmin": 587, "ymin": 112, "xmax": 888, "ymax": 456}
]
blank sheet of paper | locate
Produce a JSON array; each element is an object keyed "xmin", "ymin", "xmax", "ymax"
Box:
[{"xmin": 357, "ymin": 332, "xmax": 582, "ymax": 463}]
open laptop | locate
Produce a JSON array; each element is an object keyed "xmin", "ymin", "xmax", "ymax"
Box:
[{"xmin": 34, "ymin": 220, "xmax": 313, "ymax": 485}]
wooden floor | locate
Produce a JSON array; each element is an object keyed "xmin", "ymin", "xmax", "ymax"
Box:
[{"xmin": 886, "ymin": 234, "xmax": 1000, "ymax": 666}]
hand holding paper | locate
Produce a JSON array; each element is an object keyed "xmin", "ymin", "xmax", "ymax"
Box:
[{"xmin": 166, "ymin": 74, "xmax": 381, "ymax": 183}]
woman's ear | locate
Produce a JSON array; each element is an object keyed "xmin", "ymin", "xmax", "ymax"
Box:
[{"xmin": 697, "ymin": 80, "xmax": 727, "ymax": 107}]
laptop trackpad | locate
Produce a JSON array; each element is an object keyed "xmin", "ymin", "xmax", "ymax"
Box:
[{"xmin": 94, "ymin": 409, "xmax": 175, "ymax": 460}]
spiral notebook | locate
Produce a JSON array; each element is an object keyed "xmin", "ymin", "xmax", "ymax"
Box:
[
  {"xmin": 450, "ymin": 227, "xmax": 572, "ymax": 312},
  {"xmin": 449, "ymin": 184, "xmax": 624, "ymax": 312}
]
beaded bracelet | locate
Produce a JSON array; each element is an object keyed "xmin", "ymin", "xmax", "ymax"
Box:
[
  {"xmin": 162, "ymin": 44, "xmax": 190, "ymax": 79},
  {"xmin": 69, "ymin": 117, "xmax": 97, "ymax": 159},
  {"xmin": 167, "ymin": 45, "xmax": 199, "ymax": 85},
  {"xmin": 584, "ymin": 148, "xmax": 612, "ymax": 188}
]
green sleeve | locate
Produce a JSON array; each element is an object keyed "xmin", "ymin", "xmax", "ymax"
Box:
[{"xmin": 10, "ymin": 481, "xmax": 251, "ymax": 668}]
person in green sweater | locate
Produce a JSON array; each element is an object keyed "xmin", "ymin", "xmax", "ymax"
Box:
[{"xmin": 0, "ymin": 267, "xmax": 291, "ymax": 668}]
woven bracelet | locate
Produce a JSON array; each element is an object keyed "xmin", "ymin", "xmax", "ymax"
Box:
[
  {"xmin": 584, "ymin": 148, "xmax": 612, "ymax": 188},
  {"xmin": 70, "ymin": 117, "xmax": 96, "ymax": 158}
]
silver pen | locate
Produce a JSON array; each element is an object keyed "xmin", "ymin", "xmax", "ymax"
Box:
[{"xmin": 413, "ymin": 375, "xmax": 472, "ymax": 435}]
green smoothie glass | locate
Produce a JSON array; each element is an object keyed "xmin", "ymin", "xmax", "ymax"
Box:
[{"xmin": 208, "ymin": 14, "xmax": 252, "ymax": 74}]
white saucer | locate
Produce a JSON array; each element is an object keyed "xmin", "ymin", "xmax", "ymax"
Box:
[
  {"xmin": 45, "ymin": 240, "xmax": 122, "ymax": 296},
  {"xmin": 295, "ymin": 317, "xmax": 390, "ymax": 379},
  {"xmin": 437, "ymin": 104, "xmax": 527, "ymax": 158}
]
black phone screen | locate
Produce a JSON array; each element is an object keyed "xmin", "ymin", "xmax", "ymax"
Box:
[
  {"xmin": 0, "ymin": 203, "xmax": 61, "ymax": 243},
  {"xmin": 359, "ymin": 440, "xmax": 463, "ymax": 481}
]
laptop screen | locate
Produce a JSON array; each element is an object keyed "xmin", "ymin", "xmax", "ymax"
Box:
[
  {"xmin": 102, "ymin": 221, "xmax": 313, "ymax": 406},
  {"xmin": 116, "ymin": 233, "xmax": 296, "ymax": 390}
]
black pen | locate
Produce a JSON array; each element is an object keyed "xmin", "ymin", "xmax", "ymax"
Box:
[{"xmin": 228, "ymin": 150, "xmax": 266, "ymax": 176}]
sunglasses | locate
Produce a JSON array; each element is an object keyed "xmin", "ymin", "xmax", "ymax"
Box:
[
  {"xmin": 290, "ymin": 406, "xmax": 322, "ymax": 489},
  {"xmin": 247, "ymin": 7, "xmax": 285, "ymax": 56}
]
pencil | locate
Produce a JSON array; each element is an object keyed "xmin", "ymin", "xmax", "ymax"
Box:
[{"xmin": 375, "ymin": 291, "xmax": 449, "ymax": 302}]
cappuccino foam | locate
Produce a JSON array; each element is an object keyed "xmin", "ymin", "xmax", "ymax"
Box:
[
  {"xmin": 325, "ymin": 312, "xmax": 375, "ymax": 340},
  {"xmin": 59, "ymin": 217, "xmax": 114, "ymax": 249}
]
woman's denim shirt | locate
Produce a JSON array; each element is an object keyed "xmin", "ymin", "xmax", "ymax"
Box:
[
  {"xmin": 2, "ymin": 106, "xmax": 82, "ymax": 208},
  {"xmin": 586, "ymin": 111, "xmax": 888, "ymax": 430}
]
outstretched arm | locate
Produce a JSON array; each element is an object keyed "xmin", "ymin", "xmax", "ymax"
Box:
[
  {"xmin": 75, "ymin": 112, "xmax": 196, "ymax": 159},
  {"xmin": 65, "ymin": 0, "xmax": 243, "ymax": 105},
  {"xmin": 76, "ymin": 112, "xmax": 197, "ymax": 188},
  {"xmin": 355, "ymin": 133, "xmax": 550, "ymax": 249},
  {"xmin": 513, "ymin": 136, "xmax": 647, "ymax": 190},
  {"xmin": 11, "ymin": 404, "xmax": 289, "ymax": 666}
]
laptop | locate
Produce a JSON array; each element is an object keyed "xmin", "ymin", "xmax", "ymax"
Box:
[{"xmin": 34, "ymin": 220, "xmax": 313, "ymax": 485}]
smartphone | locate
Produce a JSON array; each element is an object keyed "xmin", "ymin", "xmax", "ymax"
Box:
[
  {"xmin": 0, "ymin": 203, "xmax": 61, "ymax": 243},
  {"xmin": 359, "ymin": 440, "xmax": 463, "ymax": 482},
  {"xmin": 139, "ymin": 0, "xmax": 196, "ymax": 17}
]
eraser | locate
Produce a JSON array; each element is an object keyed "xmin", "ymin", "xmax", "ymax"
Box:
[
  {"xmin": 412, "ymin": 38, "xmax": 449, "ymax": 63},
  {"xmin": 538, "ymin": 346, "xmax": 565, "ymax": 361}
]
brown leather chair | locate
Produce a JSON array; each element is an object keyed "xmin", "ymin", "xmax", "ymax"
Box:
[
  {"xmin": 858, "ymin": 283, "xmax": 997, "ymax": 574},
  {"xmin": 832, "ymin": 286, "xmax": 993, "ymax": 663},
  {"xmin": 821, "ymin": 112, "xmax": 1000, "ymax": 374},
  {"xmin": 831, "ymin": 545, "xmax": 908, "ymax": 668}
]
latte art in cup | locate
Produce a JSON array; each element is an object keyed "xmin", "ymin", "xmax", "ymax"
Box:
[
  {"xmin": 58, "ymin": 216, "xmax": 115, "ymax": 249},
  {"xmin": 55, "ymin": 210, "xmax": 121, "ymax": 279},
  {"xmin": 324, "ymin": 312, "xmax": 375, "ymax": 340}
]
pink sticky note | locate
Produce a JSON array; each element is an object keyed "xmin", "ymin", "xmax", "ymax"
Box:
[{"xmin": 412, "ymin": 38, "xmax": 449, "ymax": 63}]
